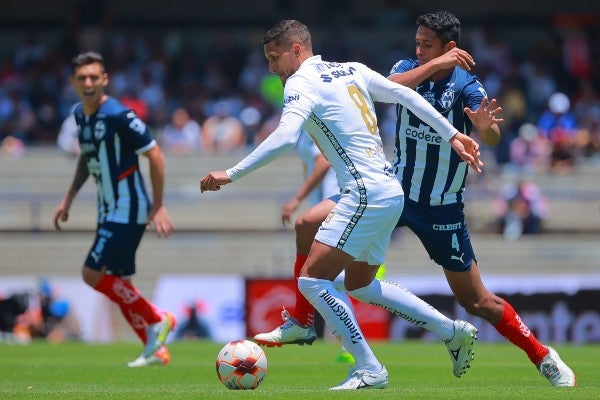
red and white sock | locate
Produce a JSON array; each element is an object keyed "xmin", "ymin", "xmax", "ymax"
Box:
[
  {"xmin": 493, "ymin": 299, "xmax": 549, "ymax": 364},
  {"xmin": 94, "ymin": 275, "xmax": 162, "ymax": 336}
]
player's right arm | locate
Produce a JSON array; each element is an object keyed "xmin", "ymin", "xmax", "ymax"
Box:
[
  {"xmin": 388, "ymin": 48, "xmax": 475, "ymax": 89},
  {"xmin": 201, "ymin": 112, "xmax": 305, "ymax": 192},
  {"xmin": 364, "ymin": 66, "xmax": 483, "ymax": 172},
  {"xmin": 54, "ymin": 155, "xmax": 89, "ymax": 230}
]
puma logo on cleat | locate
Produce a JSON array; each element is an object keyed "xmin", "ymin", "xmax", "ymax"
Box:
[
  {"xmin": 357, "ymin": 379, "xmax": 371, "ymax": 389},
  {"xmin": 450, "ymin": 347, "xmax": 461, "ymax": 361}
]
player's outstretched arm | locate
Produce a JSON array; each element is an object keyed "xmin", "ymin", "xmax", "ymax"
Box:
[
  {"xmin": 200, "ymin": 170, "xmax": 232, "ymax": 192},
  {"xmin": 464, "ymin": 96, "xmax": 503, "ymax": 147}
]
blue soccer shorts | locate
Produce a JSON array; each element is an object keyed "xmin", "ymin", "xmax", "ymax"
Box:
[
  {"xmin": 396, "ymin": 198, "xmax": 476, "ymax": 272},
  {"xmin": 84, "ymin": 222, "xmax": 146, "ymax": 277}
]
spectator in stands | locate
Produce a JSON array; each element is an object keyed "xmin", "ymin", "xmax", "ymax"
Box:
[
  {"xmin": 159, "ymin": 107, "xmax": 201, "ymax": 155},
  {"xmin": 493, "ymin": 181, "xmax": 549, "ymax": 240},
  {"xmin": 173, "ymin": 302, "xmax": 212, "ymax": 340},
  {"xmin": 508, "ymin": 122, "xmax": 551, "ymax": 176},
  {"xmin": 537, "ymin": 92, "xmax": 579, "ymax": 173},
  {"xmin": 0, "ymin": 292, "xmax": 29, "ymax": 342},
  {"xmin": 27, "ymin": 279, "xmax": 81, "ymax": 343},
  {"xmin": 572, "ymin": 78, "xmax": 600, "ymax": 158},
  {"xmin": 201, "ymin": 100, "xmax": 245, "ymax": 153}
]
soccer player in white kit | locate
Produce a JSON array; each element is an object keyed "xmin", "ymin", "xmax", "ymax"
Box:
[{"xmin": 200, "ymin": 19, "xmax": 483, "ymax": 390}]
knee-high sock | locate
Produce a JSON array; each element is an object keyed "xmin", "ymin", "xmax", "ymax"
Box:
[
  {"xmin": 298, "ymin": 277, "xmax": 381, "ymax": 372},
  {"xmin": 293, "ymin": 254, "xmax": 314, "ymax": 326},
  {"xmin": 119, "ymin": 304, "xmax": 147, "ymax": 343},
  {"xmin": 494, "ymin": 299, "xmax": 549, "ymax": 364},
  {"xmin": 94, "ymin": 275, "xmax": 162, "ymax": 333},
  {"xmin": 349, "ymin": 279, "xmax": 455, "ymax": 341}
]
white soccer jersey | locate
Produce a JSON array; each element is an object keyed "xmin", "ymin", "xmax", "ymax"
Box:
[{"xmin": 227, "ymin": 55, "xmax": 457, "ymax": 200}]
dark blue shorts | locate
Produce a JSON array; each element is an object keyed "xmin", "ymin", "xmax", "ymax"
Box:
[
  {"xmin": 396, "ymin": 198, "xmax": 475, "ymax": 272},
  {"xmin": 84, "ymin": 222, "xmax": 146, "ymax": 277}
]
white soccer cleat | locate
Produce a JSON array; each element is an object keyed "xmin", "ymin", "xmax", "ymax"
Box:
[
  {"xmin": 253, "ymin": 308, "xmax": 317, "ymax": 347},
  {"xmin": 329, "ymin": 366, "xmax": 388, "ymax": 390},
  {"xmin": 444, "ymin": 320, "xmax": 478, "ymax": 378},
  {"xmin": 127, "ymin": 346, "xmax": 171, "ymax": 368},
  {"xmin": 143, "ymin": 312, "xmax": 176, "ymax": 358},
  {"xmin": 537, "ymin": 346, "xmax": 576, "ymax": 387}
]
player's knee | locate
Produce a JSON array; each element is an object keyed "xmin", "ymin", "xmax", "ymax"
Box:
[
  {"xmin": 81, "ymin": 266, "xmax": 102, "ymax": 288},
  {"xmin": 458, "ymin": 294, "xmax": 497, "ymax": 318},
  {"xmin": 295, "ymin": 215, "xmax": 320, "ymax": 237}
]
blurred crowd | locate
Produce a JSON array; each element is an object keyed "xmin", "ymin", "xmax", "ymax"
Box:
[
  {"xmin": 0, "ymin": 12, "xmax": 597, "ymax": 169},
  {"xmin": 0, "ymin": 279, "xmax": 80, "ymax": 344},
  {"xmin": 0, "ymin": 10, "xmax": 598, "ymax": 239}
]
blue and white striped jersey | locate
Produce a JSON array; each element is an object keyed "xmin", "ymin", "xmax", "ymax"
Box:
[
  {"xmin": 390, "ymin": 59, "xmax": 486, "ymax": 206},
  {"xmin": 74, "ymin": 97, "xmax": 156, "ymax": 225}
]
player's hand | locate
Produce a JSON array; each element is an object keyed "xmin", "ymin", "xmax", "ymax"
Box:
[
  {"xmin": 464, "ymin": 97, "xmax": 503, "ymax": 129},
  {"xmin": 434, "ymin": 47, "xmax": 475, "ymax": 71},
  {"xmin": 53, "ymin": 197, "xmax": 73, "ymax": 231},
  {"xmin": 449, "ymin": 133, "xmax": 484, "ymax": 174},
  {"xmin": 200, "ymin": 170, "xmax": 232, "ymax": 192},
  {"xmin": 148, "ymin": 205, "xmax": 173, "ymax": 238},
  {"xmin": 53, "ymin": 207, "xmax": 69, "ymax": 231},
  {"xmin": 281, "ymin": 198, "xmax": 300, "ymax": 226}
]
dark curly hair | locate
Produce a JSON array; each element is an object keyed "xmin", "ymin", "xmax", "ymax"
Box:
[{"xmin": 417, "ymin": 11, "xmax": 461, "ymax": 45}]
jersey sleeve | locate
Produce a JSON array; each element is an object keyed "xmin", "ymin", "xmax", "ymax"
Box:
[
  {"xmin": 389, "ymin": 59, "xmax": 418, "ymax": 75},
  {"xmin": 118, "ymin": 110, "xmax": 156, "ymax": 154},
  {"xmin": 226, "ymin": 112, "xmax": 305, "ymax": 181},
  {"xmin": 360, "ymin": 64, "xmax": 458, "ymax": 142},
  {"xmin": 280, "ymin": 74, "xmax": 318, "ymax": 121},
  {"xmin": 462, "ymin": 75, "xmax": 487, "ymax": 111}
]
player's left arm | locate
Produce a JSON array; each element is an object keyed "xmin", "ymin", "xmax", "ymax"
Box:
[
  {"xmin": 143, "ymin": 145, "xmax": 173, "ymax": 238},
  {"xmin": 281, "ymin": 153, "xmax": 331, "ymax": 225},
  {"xmin": 463, "ymin": 82, "xmax": 503, "ymax": 147}
]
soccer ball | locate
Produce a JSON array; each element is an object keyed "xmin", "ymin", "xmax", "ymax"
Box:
[{"xmin": 216, "ymin": 339, "xmax": 268, "ymax": 390}]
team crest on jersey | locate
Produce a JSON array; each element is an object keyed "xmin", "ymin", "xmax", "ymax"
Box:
[
  {"xmin": 94, "ymin": 121, "xmax": 106, "ymax": 140},
  {"xmin": 440, "ymin": 88, "xmax": 456, "ymax": 110}
]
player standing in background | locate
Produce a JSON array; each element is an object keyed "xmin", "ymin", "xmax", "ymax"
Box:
[
  {"xmin": 384, "ymin": 10, "xmax": 574, "ymax": 386},
  {"xmin": 53, "ymin": 52, "xmax": 176, "ymax": 368},
  {"xmin": 201, "ymin": 19, "xmax": 483, "ymax": 389}
]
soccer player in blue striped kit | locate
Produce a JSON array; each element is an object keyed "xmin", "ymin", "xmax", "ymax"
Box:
[{"xmin": 54, "ymin": 52, "xmax": 176, "ymax": 367}]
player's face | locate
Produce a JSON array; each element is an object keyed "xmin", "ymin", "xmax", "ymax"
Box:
[
  {"xmin": 264, "ymin": 41, "xmax": 300, "ymax": 85},
  {"xmin": 415, "ymin": 26, "xmax": 447, "ymax": 65},
  {"xmin": 71, "ymin": 62, "xmax": 108, "ymax": 112}
]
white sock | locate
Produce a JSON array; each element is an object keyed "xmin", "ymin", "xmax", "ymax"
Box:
[
  {"xmin": 298, "ymin": 277, "xmax": 381, "ymax": 372},
  {"xmin": 349, "ymin": 279, "xmax": 455, "ymax": 341}
]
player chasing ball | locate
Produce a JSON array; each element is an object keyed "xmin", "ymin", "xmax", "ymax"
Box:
[
  {"xmin": 251, "ymin": 11, "xmax": 575, "ymax": 388},
  {"xmin": 201, "ymin": 19, "xmax": 484, "ymax": 390}
]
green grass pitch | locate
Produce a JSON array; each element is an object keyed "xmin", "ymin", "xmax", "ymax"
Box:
[{"xmin": 0, "ymin": 340, "xmax": 597, "ymax": 399}]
